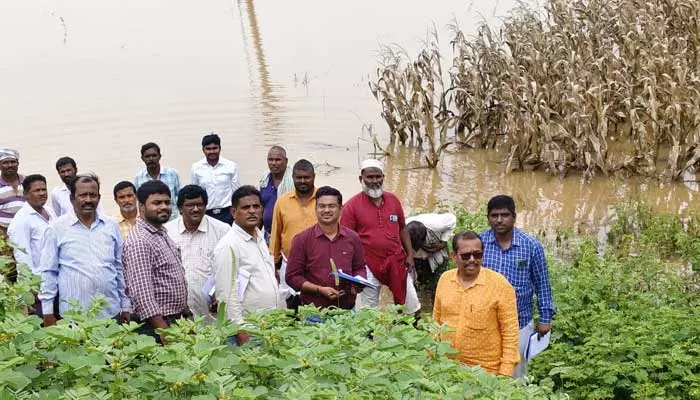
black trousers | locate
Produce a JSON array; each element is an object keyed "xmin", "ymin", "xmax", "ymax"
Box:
[
  {"xmin": 135, "ymin": 313, "xmax": 183, "ymax": 344},
  {"xmin": 206, "ymin": 208, "xmax": 233, "ymax": 225}
]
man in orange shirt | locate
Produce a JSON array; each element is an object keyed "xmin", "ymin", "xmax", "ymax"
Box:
[
  {"xmin": 269, "ymin": 159, "xmax": 318, "ymax": 308},
  {"xmin": 433, "ymin": 231, "xmax": 520, "ymax": 376}
]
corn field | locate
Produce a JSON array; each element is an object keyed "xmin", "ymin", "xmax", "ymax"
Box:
[{"xmin": 370, "ymin": 0, "xmax": 700, "ymax": 180}]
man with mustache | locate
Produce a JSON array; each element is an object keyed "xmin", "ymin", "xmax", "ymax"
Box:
[
  {"xmin": 480, "ymin": 195, "xmax": 555, "ymax": 378},
  {"xmin": 433, "ymin": 231, "xmax": 519, "ymax": 376},
  {"xmin": 189, "ymin": 133, "xmax": 240, "ymax": 225},
  {"xmin": 123, "ymin": 180, "xmax": 191, "ymax": 344},
  {"xmin": 259, "ymin": 146, "xmax": 294, "ymax": 243},
  {"xmin": 8, "ymin": 175, "xmax": 57, "ymax": 316},
  {"xmin": 269, "ymin": 159, "xmax": 318, "ymax": 307},
  {"xmin": 285, "ymin": 186, "xmax": 367, "ymax": 310},
  {"xmin": 38, "ymin": 174, "xmax": 131, "ymax": 326},
  {"xmin": 341, "ymin": 159, "xmax": 420, "ymax": 315},
  {"xmin": 113, "ymin": 181, "xmax": 138, "ymax": 240},
  {"xmin": 50, "ymin": 157, "xmax": 106, "ymax": 217},
  {"xmin": 0, "ymin": 149, "xmax": 25, "ymax": 235},
  {"xmin": 135, "ymin": 142, "xmax": 181, "ymax": 221},
  {"xmin": 214, "ymin": 185, "xmax": 283, "ymax": 344},
  {"xmin": 165, "ymin": 185, "xmax": 230, "ymax": 323},
  {"xmin": 8, "ymin": 175, "xmax": 57, "ymax": 273}
]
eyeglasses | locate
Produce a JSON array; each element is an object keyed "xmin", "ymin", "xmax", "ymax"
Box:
[{"xmin": 459, "ymin": 251, "xmax": 483, "ymax": 261}]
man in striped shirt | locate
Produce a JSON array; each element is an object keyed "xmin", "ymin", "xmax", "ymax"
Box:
[
  {"xmin": 0, "ymin": 149, "xmax": 25, "ymax": 235},
  {"xmin": 480, "ymin": 195, "xmax": 556, "ymax": 378}
]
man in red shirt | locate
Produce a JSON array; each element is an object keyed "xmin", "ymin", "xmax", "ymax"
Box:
[
  {"xmin": 286, "ymin": 186, "xmax": 367, "ymax": 309},
  {"xmin": 340, "ymin": 159, "xmax": 420, "ymax": 315}
]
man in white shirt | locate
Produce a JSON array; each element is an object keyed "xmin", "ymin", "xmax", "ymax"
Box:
[
  {"xmin": 189, "ymin": 133, "xmax": 240, "ymax": 225},
  {"xmin": 8, "ymin": 174, "xmax": 57, "ymax": 273},
  {"xmin": 214, "ymin": 185, "xmax": 282, "ymax": 344},
  {"xmin": 165, "ymin": 185, "xmax": 230, "ymax": 323},
  {"xmin": 51, "ymin": 157, "xmax": 105, "ymax": 217}
]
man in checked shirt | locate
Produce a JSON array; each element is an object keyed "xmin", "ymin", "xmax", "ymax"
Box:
[
  {"xmin": 123, "ymin": 180, "xmax": 191, "ymax": 344},
  {"xmin": 480, "ymin": 195, "xmax": 556, "ymax": 378}
]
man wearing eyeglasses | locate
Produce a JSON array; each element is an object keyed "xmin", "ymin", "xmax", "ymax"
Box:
[
  {"xmin": 480, "ymin": 195, "xmax": 556, "ymax": 378},
  {"xmin": 432, "ymin": 231, "xmax": 519, "ymax": 376}
]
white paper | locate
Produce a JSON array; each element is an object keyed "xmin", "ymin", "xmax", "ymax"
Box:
[
  {"xmin": 526, "ymin": 331, "xmax": 551, "ymax": 360},
  {"xmin": 237, "ymin": 269, "xmax": 251, "ymax": 302},
  {"xmin": 278, "ymin": 254, "xmax": 300, "ymax": 299},
  {"xmin": 201, "ymin": 276, "xmax": 216, "ymax": 301}
]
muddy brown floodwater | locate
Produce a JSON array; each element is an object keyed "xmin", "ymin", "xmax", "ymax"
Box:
[{"xmin": 2, "ymin": 0, "xmax": 698, "ymax": 236}]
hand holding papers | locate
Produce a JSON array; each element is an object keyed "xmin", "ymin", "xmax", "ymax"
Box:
[
  {"xmin": 331, "ymin": 269, "xmax": 378, "ymax": 290},
  {"xmin": 525, "ymin": 331, "xmax": 551, "ymax": 360}
]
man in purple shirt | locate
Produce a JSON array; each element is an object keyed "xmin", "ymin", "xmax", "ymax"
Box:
[
  {"xmin": 259, "ymin": 146, "xmax": 293, "ymax": 243},
  {"xmin": 286, "ymin": 186, "xmax": 367, "ymax": 309}
]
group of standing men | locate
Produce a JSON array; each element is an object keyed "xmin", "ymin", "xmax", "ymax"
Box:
[{"xmin": 0, "ymin": 133, "xmax": 554, "ymax": 377}]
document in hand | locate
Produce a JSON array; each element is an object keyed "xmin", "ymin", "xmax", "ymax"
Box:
[
  {"xmin": 332, "ymin": 270, "xmax": 379, "ymax": 290},
  {"xmin": 201, "ymin": 276, "xmax": 216, "ymax": 302},
  {"xmin": 525, "ymin": 331, "xmax": 551, "ymax": 360}
]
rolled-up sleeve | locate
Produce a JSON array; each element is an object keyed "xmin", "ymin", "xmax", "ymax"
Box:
[
  {"xmin": 214, "ymin": 243, "xmax": 244, "ymax": 325},
  {"xmin": 285, "ymin": 233, "xmax": 307, "ymax": 291},
  {"xmin": 37, "ymin": 226, "xmax": 59, "ymax": 315},
  {"xmin": 531, "ymin": 242, "xmax": 555, "ymax": 324},
  {"xmin": 498, "ymin": 281, "xmax": 520, "ymax": 376},
  {"xmin": 123, "ymin": 240, "xmax": 160, "ymax": 320}
]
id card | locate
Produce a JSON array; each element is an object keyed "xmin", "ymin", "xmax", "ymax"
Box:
[{"xmin": 389, "ymin": 214, "xmax": 398, "ymax": 222}]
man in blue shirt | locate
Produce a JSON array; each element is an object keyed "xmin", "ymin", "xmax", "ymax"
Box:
[
  {"xmin": 38, "ymin": 174, "xmax": 131, "ymax": 326},
  {"xmin": 135, "ymin": 142, "xmax": 181, "ymax": 221},
  {"xmin": 480, "ymin": 195, "xmax": 555, "ymax": 378}
]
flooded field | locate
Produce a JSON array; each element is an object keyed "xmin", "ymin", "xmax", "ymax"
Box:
[{"xmin": 1, "ymin": 0, "xmax": 698, "ymax": 231}]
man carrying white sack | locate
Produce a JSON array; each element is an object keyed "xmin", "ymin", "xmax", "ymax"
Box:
[{"xmin": 406, "ymin": 212, "xmax": 457, "ymax": 282}]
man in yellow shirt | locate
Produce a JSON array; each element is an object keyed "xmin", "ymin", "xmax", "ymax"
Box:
[
  {"xmin": 269, "ymin": 159, "xmax": 318, "ymax": 308},
  {"xmin": 433, "ymin": 231, "xmax": 520, "ymax": 376}
]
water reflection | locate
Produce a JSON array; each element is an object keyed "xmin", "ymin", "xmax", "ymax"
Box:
[{"xmin": 237, "ymin": 0, "xmax": 284, "ymax": 140}]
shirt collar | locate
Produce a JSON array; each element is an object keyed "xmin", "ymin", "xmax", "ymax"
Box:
[
  {"xmin": 289, "ymin": 187, "xmax": 317, "ymax": 200},
  {"xmin": 449, "ymin": 267, "xmax": 487, "ymax": 288},
  {"xmin": 69, "ymin": 212, "xmax": 108, "ymax": 228},
  {"xmin": 0, "ymin": 174, "xmax": 23, "ymax": 186},
  {"xmin": 177, "ymin": 216, "xmax": 208, "ymax": 234},
  {"xmin": 232, "ymin": 221, "xmax": 263, "ymax": 242},
  {"xmin": 312, "ymin": 223, "xmax": 346, "ymax": 238},
  {"xmin": 136, "ymin": 217, "xmax": 163, "ymax": 234},
  {"xmin": 483, "ymin": 228, "xmax": 523, "ymax": 247}
]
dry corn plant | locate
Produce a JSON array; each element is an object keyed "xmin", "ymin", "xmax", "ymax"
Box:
[
  {"xmin": 369, "ymin": 29, "xmax": 457, "ymax": 168},
  {"xmin": 371, "ymin": 0, "xmax": 700, "ymax": 180}
]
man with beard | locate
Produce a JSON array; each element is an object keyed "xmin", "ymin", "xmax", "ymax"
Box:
[
  {"xmin": 113, "ymin": 181, "xmax": 138, "ymax": 240},
  {"xmin": 50, "ymin": 157, "xmax": 105, "ymax": 217},
  {"xmin": 214, "ymin": 185, "xmax": 282, "ymax": 344},
  {"xmin": 38, "ymin": 174, "xmax": 131, "ymax": 326},
  {"xmin": 135, "ymin": 142, "xmax": 181, "ymax": 221},
  {"xmin": 259, "ymin": 146, "xmax": 294, "ymax": 242},
  {"xmin": 123, "ymin": 180, "xmax": 190, "ymax": 343},
  {"xmin": 0, "ymin": 149, "xmax": 24, "ymax": 235},
  {"xmin": 433, "ymin": 231, "xmax": 519, "ymax": 376},
  {"xmin": 341, "ymin": 159, "xmax": 420, "ymax": 315},
  {"xmin": 8, "ymin": 175, "xmax": 57, "ymax": 273},
  {"xmin": 286, "ymin": 186, "xmax": 367, "ymax": 310},
  {"xmin": 480, "ymin": 195, "xmax": 555, "ymax": 378},
  {"xmin": 165, "ymin": 185, "xmax": 230, "ymax": 322},
  {"xmin": 189, "ymin": 134, "xmax": 240, "ymax": 225},
  {"xmin": 269, "ymin": 159, "xmax": 318, "ymax": 306}
]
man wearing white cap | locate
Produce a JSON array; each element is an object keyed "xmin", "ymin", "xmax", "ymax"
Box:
[
  {"xmin": 341, "ymin": 159, "xmax": 421, "ymax": 315},
  {"xmin": 0, "ymin": 149, "xmax": 25, "ymax": 235}
]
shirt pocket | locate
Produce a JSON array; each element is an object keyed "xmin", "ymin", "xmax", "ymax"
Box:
[{"xmin": 462, "ymin": 302, "xmax": 493, "ymax": 331}]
